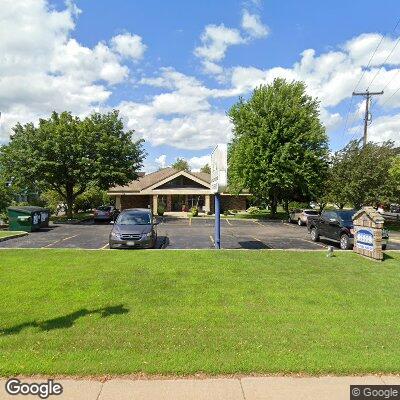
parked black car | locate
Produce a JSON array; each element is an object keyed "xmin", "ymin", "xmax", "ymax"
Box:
[
  {"xmin": 94, "ymin": 205, "xmax": 119, "ymax": 222},
  {"xmin": 307, "ymin": 210, "xmax": 389, "ymax": 250},
  {"xmin": 109, "ymin": 208, "xmax": 157, "ymax": 249}
]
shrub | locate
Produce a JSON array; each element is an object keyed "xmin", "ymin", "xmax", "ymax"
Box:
[
  {"xmin": 191, "ymin": 207, "xmax": 198, "ymax": 217},
  {"xmin": 73, "ymin": 187, "xmax": 110, "ymax": 213},
  {"xmin": 247, "ymin": 206, "xmax": 260, "ymax": 214},
  {"xmin": 231, "ymin": 209, "xmax": 238, "ymax": 214},
  {"xmin": 0, "ymin": 212, "xmax": 9, "ymax": 225},
  {"xmin": 157, "ymin": 203, "xmax": 166, "ymax": 216}
]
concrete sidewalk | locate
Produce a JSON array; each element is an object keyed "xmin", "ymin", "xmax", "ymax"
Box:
[{"xmin": 1, "ymin": 376, "xmax": 400, "ymax": 400}]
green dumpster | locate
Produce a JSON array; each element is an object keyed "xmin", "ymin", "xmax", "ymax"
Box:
[{"xmin": 7, "ymin": 206, "xmax": 50, "ymax": 232}]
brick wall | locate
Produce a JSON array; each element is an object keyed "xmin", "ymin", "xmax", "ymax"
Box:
[
  {"xmin": 120, "ymin": 195, "xmax": 151, "ymax": 210},
  {"xmin": 221, "ymin": 195, "xmax": 247, "ymax": 211}
]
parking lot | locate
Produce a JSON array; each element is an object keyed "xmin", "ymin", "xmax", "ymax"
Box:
[{"xmin": 1, "ymin": 217, "xmax": 400, "ymax": 250}]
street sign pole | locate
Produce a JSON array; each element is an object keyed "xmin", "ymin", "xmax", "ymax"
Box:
[
  {"xmin": 214, "ymin": 193, "xmax": 221, "ymax": 249},
  {"xmin": 211, "ymin": 144, "xmax": 227, "ymax": 250}
]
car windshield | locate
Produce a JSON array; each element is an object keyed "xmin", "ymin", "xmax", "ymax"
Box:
[
  {"xmin": 336, "ymin": 210, "xmax": 355, "ymax": 223},
  {"xmin": 304, "ymin": 210, "xmax": 319, "ymax": 215},
  {"xmin": 116, "ymin": 212, "xmax": 151, "ymax": 225}
]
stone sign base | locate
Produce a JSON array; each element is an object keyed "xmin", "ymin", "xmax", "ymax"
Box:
[{"xmin": 352, "ymin": 207, "xmax": 384, "ymax": 261}]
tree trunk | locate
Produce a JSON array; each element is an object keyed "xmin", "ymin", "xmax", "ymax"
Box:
[
  {"xmin": 283, "ymin": 199, "xmax": 289, "ymax": 215},
  {"xmin": 270, "ymin": 192, "xmax": 278, "ymax": 216},
  {"xmin": 66, "ymin": 183, "xmax": 74, "ymax": 219}
]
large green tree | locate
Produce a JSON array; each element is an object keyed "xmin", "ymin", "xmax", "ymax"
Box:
[
  {"xmin": 390, "ymin": 156, "xmax": 400, "ymax": 194},
  {"xmin": 172, "ymin": 158, "xmax": 190, "ymax": 171},
  {"xmin": 228, "ymin": 78, "xmax": 329, "ymax": 214},
  {"xmin": 0, "ymin": 110, "xmax": 145, "ymax": 218},
  {"xmin": 200, "ymin": 163, "xmax": 211, "ymax": 174},
  {"xmin": 327, "ymin": 140, "xmax": 399, "ymax": 209}
]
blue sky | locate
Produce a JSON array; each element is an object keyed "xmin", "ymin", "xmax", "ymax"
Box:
[{"xmin": 1, "ymin": 0, "xmax": 400, "ymax": 171}]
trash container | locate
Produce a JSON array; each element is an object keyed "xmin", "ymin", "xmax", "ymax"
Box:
[{"xmin": 7, "ymin": 206, "xmax": 50, "ymax": 232}]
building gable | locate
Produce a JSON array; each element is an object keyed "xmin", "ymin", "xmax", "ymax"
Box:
[{"xmin": 145, "ymin": 170, "xmax": 211, "ymax": 192}]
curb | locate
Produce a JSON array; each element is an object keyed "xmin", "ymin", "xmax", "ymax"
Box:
[
  {"xmin": 0, "ymin": 232, "xmax": 28, "ymax": 242},
  {"xmin": 51, "ymin": 217, "xmax": 93, "ymax": 225}
]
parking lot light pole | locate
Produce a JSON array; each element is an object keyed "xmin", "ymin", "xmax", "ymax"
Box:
[{"xmin": 214, "ymin": 193, "xmax": 221, "ymax": 249}]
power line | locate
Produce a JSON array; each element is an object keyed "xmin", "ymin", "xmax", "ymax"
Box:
[
  {"xmin": 366, "ymin": 17, "xmax": 400, "ymax": 90},
  {"xmin": 344, "ymin": 17, "xmax": 400, "ymax": 144},
  {"xmin": 352, "ymin": 36, "xmax": 385, "ymax": 93},
  {"xmin": 367, "ymin": 36, "xmax": 400, "ymax": 90},
  {"xmin": 379, "ymin": 85, "xmax": 400, "ymax": 108},
  {"xmin": 342, "ymin": 96, "xmax": 354, "ymax": 134},
  {"xmin": 343, "ymin": 27, "xmax": 387, "ymax": 138},
  {"xmin": 380, "ymin": 68, "xmax": 400, "ymax": 92},
  {"xmin": 370, "ymin": 68, "xmax": 400, "ymax": 110}
]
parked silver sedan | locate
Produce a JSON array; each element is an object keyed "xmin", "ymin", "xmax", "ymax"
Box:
[{"xmin": 289, "ymin": 209, "xmax": 320, "ymax": 226}]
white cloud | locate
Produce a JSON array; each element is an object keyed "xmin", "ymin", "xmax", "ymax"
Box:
[
  {"xmin": 119, "ymin": 98, "xmax": 232, "ymax": 150},
  {"xmin": 188, "ymin": 155, "xmax": 211, "ymax": 171},
  {"xmin": 320, "ymin": 109, "xmax": 342, "ymax": 131},
  {"xmin": 367, "ymin": 113, "xmax": 400, "ymax": 144},
  {"xmin": 194, "ymin": 10, "xmax": 269, "ymax": 78},
  {"xmin": 194, "ymin": 24, "xmax": 245, "ymax": 63},
  {"xmin": 155, "ymin": 154, "xmax": 167, "ymax": 168},
  {"xmin": 51, "ymin": 39, "xmax": 129, "ymax": 85},
  {"xmin": 344, "ymin": 33, "xmax": 400, "ymax": 68},
  {"xmin": 0, "ymin": 0, "xmax": 146, "ymax": 142},
  {"xmin": 241, "ymin": 10, "xmax": 269, "ymax": 38},
  {"xmin": 201, "ymin": 60, "xmax": 224, "ymax": 76},
  {"xmin": 2, "ymin": 1, "xmax": 400, "ymax": 152},
  {"xmin": 111, "ymin": 33, "xmax": 147, "ymax": 61},
  {"xmin": 132, "ymin": 29, "xmax": 400, "ymax": 150}
]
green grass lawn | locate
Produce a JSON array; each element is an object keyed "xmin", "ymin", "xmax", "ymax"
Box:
[
  {"xmin": 0, "ymin": 231, "xmax": 27, "ymax": 239},
  {"xmin": 0, "ymin": 249, "xmax": 400, "ymax": 376}
]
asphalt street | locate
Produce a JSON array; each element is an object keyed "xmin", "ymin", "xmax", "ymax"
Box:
[{"xmin": 1, "ymin": 217, "xmax": 400, "ymax": 250}]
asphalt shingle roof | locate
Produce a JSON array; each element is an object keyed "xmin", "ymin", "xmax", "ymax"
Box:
[{"xmin": 109, "ymin": 168, "xmax": 211, "ymax": 193}]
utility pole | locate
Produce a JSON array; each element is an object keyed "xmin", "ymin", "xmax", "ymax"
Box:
[{"xmin": 352, "ymin": 90, "xmax": 383, "ymax": 146}]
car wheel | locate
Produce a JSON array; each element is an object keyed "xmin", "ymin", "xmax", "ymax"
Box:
[
  {"xmin": 382, "ymin": 244, "xmax": 387, "ymax": 250},
  {"xmin": 310, "ymin": 228, "xmax": 320, "ymax": 242},
  {"xmin": 340, "ymin": 234, "xmax": 351, "ymax": 250},
  {"xmin": 298, "ymin": 219, "xmax": 303, "ymax": 226}
]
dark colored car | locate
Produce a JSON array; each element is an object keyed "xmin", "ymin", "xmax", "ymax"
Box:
[
  {"xmin": 94, "ymin": 206, "xmax": 119, "ymax": 222},
  {"xmin": 109, "ymin": 208, "xmax": 157, "ymax": 249},
  {"xmin": 307, "ymin": 210, "xmax": 389, "ymax": 250}
]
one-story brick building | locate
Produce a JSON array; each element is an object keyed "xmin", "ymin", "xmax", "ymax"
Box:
[{"xmin": 108, "ymin": 167, "xmax": 249, "ymax": 213}]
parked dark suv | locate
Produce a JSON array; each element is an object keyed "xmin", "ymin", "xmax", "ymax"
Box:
[
  {"xmin": 109, "ymin": 208, "xmax": 157, "ymax": 249},
  {"xmin": 94, "ymin": 205, "xmax": 119, "ymax": 223},
  {"xmin": 307, "ymin": 209, "xmax": 389, "ymax": 250}
]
